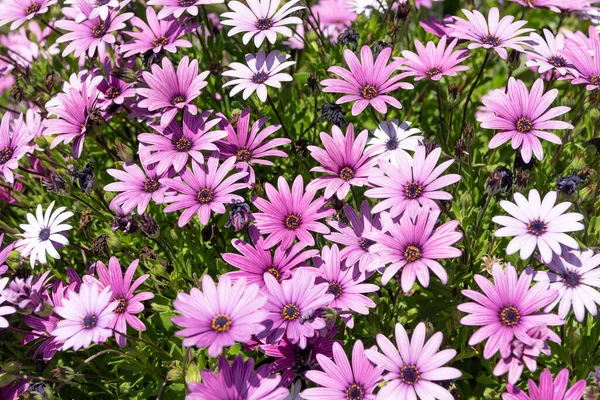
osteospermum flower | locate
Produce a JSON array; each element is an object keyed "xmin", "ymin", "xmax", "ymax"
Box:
[
  {"xmin": 303, "ymin": 340, "xmax": 383, "ymax": 400},
  {"xmin": 138, "ymin": 110, "xmax": 226, "ymax": 175},
  {"xmin": 67, "ymin": 0, "xmax": 127, "ymax": 22},
  {"xmin": 223, "ymin": 226, "xmax": 319, "ymax": 290},
  {"xmin": 217, "ymin": 108, "xmax": 290, "ymax": 184},
  {"xmin": 173, "ymin": 274, "xmax": 267, "ymax": 358},
  {"xmin": 524, "ymin": 30, "xmax": 572, "ymax": 77},
  {"xmin": 98, "ymin": 56, "xmax": 136, "ymax": 108},
  {"xmin": 369, "ymin": 207, "xmax": 462, "ymax": 289},
  {"xmin": 509, "ymin": 0, "xmax": 561, "ymax": 11},
  {"xmin": 220, "ymin": 0, "xmax": 303, "ymax": 46},
  {"xmin": 399, "ymin": 36, "xmax": 470, "ymax": 81},
  {"xmin": 148, "ymin": 0, "xmax": 224, "ymax": 20},
  {"xmin": 365, "ymin": 146, "xmax": 461, "ymax": 217},
  {"xmin": 365, "ymin": 322, "xmax": 462, "ymax": 400},
  {"xmin": 322, "ymin": 46, "xmax": 413, "ymax": 116},
  {"xmin": 534, "ymin": 249, "xmax": 600, "ymax": 322},
  {"xmin": 253, "ymin": 175, "xmax": 335, "ymax": 249},
  {"xmin": 0, "ymin": 277, "xmax": 16, "ymax": 328},
  {"xmin": 162, "ymin": 156, "xmax": 248, "ymax": 227},
  {"xmin": 502, "ymin": 369, "xmax": 586, "ymax": 400},
  {"xmin": 138, "ymin": 56, "xmax": 209, "ymax": 128},
  {"xmin": 313, "ymin": 245, "xmax": 378, "ymax": 328},
  {"xmin": 83, "ymin": 257, "xmax": 154, "ymax": 348},
  {"xmin": 222, "ymin": 51, "xmax": 295, "ymax": 103},
  {"xmin": 477, "ymin": 78, "xmax": 572, "ymax": 163},
  {"xmin": 52, "ymin": 283, "xmax": 116, "ymax": 351},
  {"xmin": 15, "ymin": 202, "xmax": 73, "ymax": 268},
  {"xmin": 0, "ymin": 0, "xmax": 56, "ymax": 29},
  {"xmin": 262, "ymin": 269, "xmax": 334, "ymax": 348},
  {"xmin": 348, "ymin": 0, "xmax": 385, "ymax": 17},
  {"xmin": 0, "ymin": 112, "xmax": 34, "ymax": 184},
  {"xmin": 560, "ymin": 26, "xmax": 600, "ymax": 91},
  {"xmin": 367, "ymin": 120, "xmax": 423, "ymax": 164},
  {"xmin": 449, "ymin": 7, "xmax": 533, "ymax": 60},
  {"xmin": 458, "ymin": 263, "xmax": 563, "ymax": 359},
  {"xmin": 492, "ymin": 190, "xmax": 584, "ymax": 263},
  {"xmin": 188, "ymin": 356, "xmax": 289, "ymax": 400},
  {"xmin": 306, "ymin": 124, "xmax": 378, "ymax": 200},
  {"xmin": 120, "ymin": 7, "xmax": 197, "ymax": 57}
]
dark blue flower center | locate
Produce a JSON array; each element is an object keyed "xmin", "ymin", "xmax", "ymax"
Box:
[
  {"xmin": 143, "ymin": 178, "xmax": 160, "ymax": 193},
  {"xmin": 400, "ymin": 365, "xmax": 420, "ymax": 385},
  {"xmin": 592, "ymin": 75, "xmax": 600, "ymax": 86},
  {"xmin": 527, "ymin": 219, "xmax": 547, "ymax": 236},
  {"xmin": 211, "ymin": 314, "xmax": 232, "ymax": 332},
  {"xmin": 285, "ymin": 214, "xmax": 301, "ymax": 230},
  {"xmin": 339, "ymin": 167, "xmax": 355, "ymax": 181},
  {"xmin": 359, "ymin": 238, "xmax": 376, "ymax": 252},
  {"xmin": 426, "ymin": 67, "xmax": 442, "ymax": 78},
  {"xmin": 196, "ymin": 188, "xmax": 214, "ymax": 204},
  {"xmin": 92, "ymin": 22, "xmax": 108, "ymax": 38},
  {"xmin": 152, "ymin": 36, "xmax": 168, "ymax": 47},
  {"xmin": 114, "ymin": 297, "xmax": 128, "ymax": 314},
  {"xmin": 26, "ymin": 2, "xmax": 40, "ymax": 14},
  {"xmin": 282, "ymin": 303, "xmax": 300, "ymax": 321},
  {"xmin": 38, "ymin": 228, "xmax": 51, "ymax": 241},
  {"xmin": 83, "ymin": 314, "xmax": 97, "ymax": 329},
  {"xmin": 549, "ymin": 55, "xmax": 566, "ymax": 68},
  {"xmin": 255, "ymin": 18, "xmax": 274, "ymax": 30},
  {"xmin": 0, "ymin": 147, "xmax": 14, "ymax": 165},
  {"xmin": 236, "ymin": 148, "xmax": 252, "ymax": 162},
  {"xmin": 327, "ymin": 282, "xmax": 343, "ymax": 299},
  {"xmin": 345, "ymin": 383, "xmax": 365, "ymax": 400},
  {"xmin": 482, "ymin": 34, "xmax": 500, "ymax": 46},
  {"xmin": 252, "ymin": 72, "xmax": 269, "ymax": 84},
  {"xmin": 385, "ymin": 136, "xmax": 399, "ymax": 150},
  {"xmin": 516, "ymin": 117, "xmax": 533, "ymax": 133},
  {"xmin": 171, "ymin": 95, "xmax": 186, "ymax": 105},
  {"xmin": 562, "ymin": 271, "xmax": 581, "ymax": 288},
  {"xmin": 175, "ymin": 137, "xmax": 192, "ymax": 152},
  {"xmin": 361, "ymin": 84, "xmax": 378, "ymax": 99},
  {"xmin": 404, "ymin": 245, "xmax": 422, "ymax": 263},
  {"xmin": 500, "ymin": 306, "xmax": 521, "ymax": 326},
  {"xmin": 179, "ymin": 0, "xmax": 195, "ymax": 5},
  {"xmin": 404, "ymin": 181, "xmax": 423, "ymax": 199}
]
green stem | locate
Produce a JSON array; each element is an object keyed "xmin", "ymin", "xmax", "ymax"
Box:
[{"xmin": 460, "ymin": 51, "xmax": 490, "ymax": 136}]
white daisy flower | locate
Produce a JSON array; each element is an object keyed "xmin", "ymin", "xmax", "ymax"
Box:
[
  {"xmin": 348, "ymin": 0, "xmax": 386, "ymax": 17},
  {"xmin": 367, "ymin": 119, "xmax": 423, "ymax": 165},
  {"xmin": 15, "ymin": 201, "xmax": 73, "ymax": 267},
  {"xmin": 492, "ymin": 190, "xmax": 584, "ymax": 263},
  {"xmin": 0, "ymin": 277, "xmax": 16, "ymax": 328}
]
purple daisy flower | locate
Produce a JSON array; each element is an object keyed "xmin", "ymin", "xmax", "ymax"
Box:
[
  {"xmin": 217, "ymin": 108, "xmax": 290, "ymax": 184},
  {"xmin": 365, "ymin": 322, "xmax": 462, "ymax": 400},
  {"xmin": 138, "ymin": 110, "xmax": 226, "ymax": 175},
  {"xmin": 419, "ymin": 15, "xmax": 455, "ymax": 39},
  {"xmin": 502, "ymin": 369, "xmax": 586, "ymax": 400},
  {"xmin": 138, "ymin": 56, "xmax": 209, "ymax": 128},
  {"xmin": 303, "ymin": 340, "xmax": 383, "ymax": 400},
  {"xmin": 222, "ymin": 50, "xmax": 295, "ymax": 103},
  {"xmin": 368, "ymin": 206, "xmax": 462, "ymax": 289},
  {"xmin": 188, "ymin": 355, "xmax": 289, "ymax": 400},
  {"xmin": 220, "ymin": 0, "xmax": 303, "ymax": 46},
  {"xmin": 97, "ymin": 56, "xmax": 136, "ymax": 109},
  {"xmin": 120, "ymin": 7, "xmax": 197, "ymax": 58},
  {"xmin": 162, "ymin": 155, "xmax": 248, "ymax": 227},
  {"xmin": 321, "ymin": 46, "xmax": 413, "ymax": 116},
  {"xmin": 223, "ymin": 225, "xmax": 319, "ymax": 290},
  {"xmin": 52, "ymin": 282, "xmax": 117, "ymax": 350},
  {"xmin": 477, "ymin": 78, "xmax": 572, "ymax": 163},
  {"xmin": 83, "ymin": 257, "xmax": 154, "ymax": 348},
  {"xmin": 148, "ymin": 0, "xmax": 224, "ymax": 20},
  {"xmin": 560, "ymin": 26, "xmax": 600, "ymax": 91},
  {"xmin": 306, "ymin": 124, "xmax": 378, "ymax": 200},
  {"xmin": 172, "ymin": 274, "xmax": 268, "ymax": 358},
  {"xmin": 68, "ymin": 0, "xmax": 127, "ymax": 23},
  {"xmin": 533, "ymin": 249, "xmax": 600, "ymax": 322},
  {"xmin": 313, "ymin": 245, "xmax": 378, "ymax": 328},
  {"xmin": 492, "ymin": 190, "xmax": 584, "ymax": 263},
  {"xmin": 365, "ymin": 146, "xmax": 461, "ymax": 217},
  {"xmin": 524, "ymin": 30, "xmax": 572, "ymax": 77},
  {"xmin": 104, "ymin": 147, "xmax": 171, "ymax": 215},
  {"xmin": 0, "ymin": 112, "xmax": 34, "ymax": 184},
  {"xmin": 0, "ymin": 233, "xmax": 15, "ymax": 275},
  {"xmin": 0, "ymin": 0, "xmax": 56, "ymax": 30},
  {"xmin": 457, "ymin": 263, "xmax": 563, "ymax": 360},
  {"xmin": 253, "ymin": 174, "xmax": 335, "ymax": 249},
  {"xmin": 261, "ymin": 269, "xmax": 334, "ymax": 348},
  {"xmin": 509, "ymin": 0, "xmax": 562, "ymax": 12},
  {"xmin": 399, "ymin": 36, "xmax": 470, "ymax": 81},
  {"xmin": 325, "ymin": 201, "xmax": 384, "ymax": 273},
  {"xmin": 449, "ymin": 7, "xmax": 533, "ymax": 60}
]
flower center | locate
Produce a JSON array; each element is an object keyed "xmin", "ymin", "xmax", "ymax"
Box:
[
  {"xmin": 339, "ymin": 166, "xmax": 355, "ymax": 181},
  {"xmin": 92, "ymin": 22, "xmax": 108, "ymax": 38},
  {"xmin": 255, "ymin": 18, "xmax": 274, "ymax": 30},
  {"xmin": 404, "ymin": 245, "xmax": 422, "ymax": 263},
  {"xmin": 361, "ymin": 84, "xmax": 378, "ymax": 99},
  {"xmin": 0, "ymin": 147, "xmax": 14, "ymax": 164},
  {"xmin": 143, "ymin": 178, "xmax": 160, "ymax": 193},
  {"xmin": 516, "ymin": 117, "xmax": 533, "ymax": 133},
  {"xmin": 592, "ymin": 75, "xmax": 600, "ymax": 86},
  {"xmin": 211, "ymin": 314, "xmax": 232, "ymax": 332},
  {"xmin": 106, "ymin": 86, "xmax": 120, "ymax": 99},
  {"xmin": 345, "ymin": 383, "xmax": 365, "ymax": 400},
  {"xmin": 38, "ymin": 228, "xmax": 51, "ymax": 241},
  {"xmin": 252, "ymin": 72, "xmax": 269, "ymax": 84},
  {"xmin": 285, "ymin": 214, "xmax": 301, "ymax": 230},
  {"xmin": 235, "ymin": 148, "xmax": 252, "ymax": 162},
  {"xmin": 179, "ymin": 0, "xmax": 195, "ymax": 5},
  {"xmin": 83, "ymin": 314, "xmax": 97, "ymax": 329},
  {"xmin": 267, "ymin": 267, "xmax": 281, "ymax": 282},
  {"xmin": 385, "ymin": 136, "xmax": 399, "ymax": 150},
  {"xmin": 282, "ymin": 303, "xmax": 300, "ymax": 321},
  {"xmin": 114, "ymin": 297, "xmax": 128, "ymax": 314},
  {"xmin": 327, "ymin": 282, "xmax": 343, "ymax": 299},
  {"xmin": 500, "ymin": 306, "xmax": 521, "ymax": 326},
  {"xmin": 400, "ymin": 365, "xmax": 420, "ymax": 385},
  {"xmin": 482, "ymin": 34, "xmax": 500, "ymax": 46},
  {"xmin": 95, "ymin": 0, "xmax": 110, "ymax": 5},
  {"xmin": 426, "ymin": 67, "xmax": 442, "ymax": 78},
  {"xmin": 25, "ymin": 2, "xmax": 40, "ymax": 14},
  {"xmin": 196, "ymin": 188, "xmax": 214, "ymax": 204},
  {"xmin": 524, "ymin": 0, "xmax": 535, "ymax": 6},
  {"xmin": 359, "ymin": 238, "xmax": 375, "ymax": 252},
  {"xmin": 152, "ymin": 35, "xmax": 168, "ymax": 47},
  {"xmin": 549, "ymin": 55, "xmax": 566, "ymax": 68},
  {"xmin": 404, "ymin": 181, "xmax": 423, "ymax": 199},
  {"xmin": 527, "ymin": 219, "xmax": 547, "ymax": 236},
  {"xmin": 562, "ymin": 271, "xmax": 581, "ymax": 288},
  {"xmin": 171, "ymin": 95, "xmax": 186, "ymax": 105},
  {"xmin": 175, "ymin": 137, "xmax": 192, "ymax": 152}
]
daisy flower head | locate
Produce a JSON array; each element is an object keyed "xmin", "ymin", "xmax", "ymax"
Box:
[
  {"xmin": 449, "ymin": 7, "xmax": 534, "ymax": 60},
  {"xmin": 524, "ymin": 30, "xmax": 572, "ymax": 77},
  {"xmin": 261, "ymin": 269, "xmax": 334, "ymax": 348},
  {"xmin": 15, "ymin": 201, "xmax": 73, "ymax": 268},
  {"xmin": 365, "ymin": 322, "xmax": 462, "ymax": 400},
  {"xmin": 222, "ymin": 50, "xmax": 295, "ymax": 103},
  {"xmin": 51, "ymin": 282, "xmax": 117, "ymax": 351},
  {"xmin": 0, "ymin": 112, "xmax": 34, "ymax": 184},
  {"xmin": 220, "ymin": 0, "xmax": 304, "ymax": 47},
  {"xmin": 420, "ymin": 15, "xmax": 455, "ymax": 39},
  {"xmin": 365, "ymin": 145, "xmax": 461, "ymax": 217},
  {"xmin": 0, "ymin": 277, "xmax": 16, "ymax": 328},
  {"xmin": 348, "ymin": 0, "xmax": 385, "ymax": 17},
  {"xmin": 172, "ymin": 274, "xmax": 268, "ymax": 358},
  {"xmin": 64, "ymin": 0, "xmax": 128, "ymax": 22},
  {"xmin": 217, "ymin": 108, "xmax": 291, "ymax": 184},
  {"xmin": 457, "ymin": 263, "xmax": 563, "ymax": 359},
  {"xmin": 162, "ymin": 155, "xmax": 249, "ymax": 227},
  {"xmin": 321, "ymin": 46, "xmax": 414, "ymax": 116},
  {"xmin": 252, "ymin": 174, "xmax": 335, "ymax": 249},
  {"xmin": 560, "ymin": 26, "xmax": 600, "ymax": 91},
  {"xmin": 306, "ymin": 124, "xmax": 378, "ymax": 200},
  {"xmin": 534, "ymin": 249, "xmax": 600, "ymax": 322},
  {"xmin": 97, "ymin": 56, "xmax": 136, "ymax": 108},
  {"xmin": 138, "ymin": 56, "xmax": 210, "ymax": 128},
  {"xmin": 492, "ymin": 189, "xmax": 584, "ymax": 263},
  {"xmin": 509, "ymin": 0, "xmax": 561, "ymax": 12},
  {"xmin": 148, "ymin": 0, "xmax": 224, "ymax": 20},
  {"xmin": 399, "ymin": 35, "xmax": 470, "ymax": 81},
  {"xmin": 367, "ymin": 119, "xmax": 423, "ymax": 163},
  {"xmin": 502, "ymin": 368, "xmax": 586, "ymax": 400},
  {"xmin": 0, "ymin": 0, "xmax": 56, "ymax": 30},
  {"xmin": 302, "ymin": 340, "xmax": 383, "ymax": 400}
]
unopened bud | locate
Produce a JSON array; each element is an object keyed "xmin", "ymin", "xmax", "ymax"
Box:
[
  {"xmin": 10, "ymin": 85, "xmax": 23, "ymax": 103},
  {"xmin": 115, "ymin": 140, "xmax": 134, "ymax": 164},
  {"xmin": 111, "ymin": 68, "xmax": 137, "ymax": 84},
  {"xmin": 44, "ymin": 71, "xmax": 60, "ymax": 91}
]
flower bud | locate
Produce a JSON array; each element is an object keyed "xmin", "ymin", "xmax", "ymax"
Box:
[
  {"xmin": 111, "ymin": 67, "xmax": 137, "ymax": 84},
  {"xmin": 115, "ymin": 140, "xmax": 134, "ymax": 164}
]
